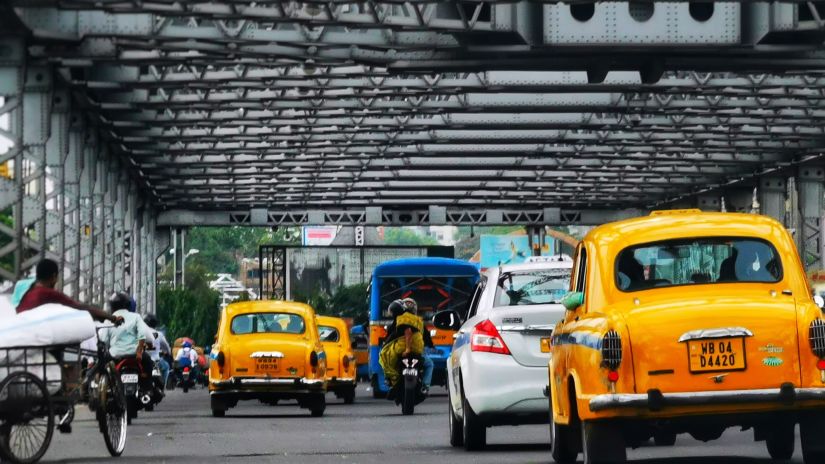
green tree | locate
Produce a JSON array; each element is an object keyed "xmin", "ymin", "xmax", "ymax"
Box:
[
  {"xmin": 382, "ymin": 227, "xmax": 438, "ymax": 246},
  {"xmin": 156, "ymin": 262, "xmax": 222, "ymax": 346},
  {"xmin": 186, "ymin": 226, "xmax": 300, "ymax": 275}
]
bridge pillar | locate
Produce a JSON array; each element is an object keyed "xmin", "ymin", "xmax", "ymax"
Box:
[
  {"xmin": 0, "ymin": 35, "xmax": 156, "ymax": 309},
  {"xmin": 796, "ymin": 165, "xmax": 825, "ymax": 270},
  {"xmin": 758, "ymin": 176, "xmax": 788, "ymax": 226}
]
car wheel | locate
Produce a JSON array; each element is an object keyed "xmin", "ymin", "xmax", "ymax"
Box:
[
  {"xmin": 800, "ymin": 414, "xmax": 825, "ymax": 464},
  {"xmin": 447, "ymin": 387, "xmax": 464, "ymax": 447},
  {"xmin": 462, "ymin": 393, "xmax": 486, "ymax": 451},
  {"xmin": 371, "ymin": 375, "xmax": 386, "ymax": 399},
  {"xmin": 211, "ymin": 409, "xmax": 225, "ymax": 418},
  {"xmin": 581, "ymin": 420, "xmax": 626, "ymax": 464},
  {"xmin": 550, "ymin": 416, "xmax": 578, "ymax": 463},
  {"xmin": 766, "ymin": 422, "xmax": 794, "ymax": 460},
  {"xmin": 309, "ymin": 394, "xmax": 326, "ymax": 417},
  {"xmin": 342, "ymin": 388, "xmax": 356, "ymax": 405},
  {"xmin": 653, "ymin": 430, "xmax": 676, "ymax": 447}
]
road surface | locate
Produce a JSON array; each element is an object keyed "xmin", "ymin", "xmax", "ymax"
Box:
[{"xmin": 41, "ymin": 385, "xmax": 803, "ymax": 463}]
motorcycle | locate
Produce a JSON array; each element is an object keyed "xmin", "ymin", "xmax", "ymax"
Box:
[
  {"xmin": 115, "ymin": 357, "xmax": 147, "ymax": 424},
  {"xmin": 387, "ymin": 354, "xmax": 426, "ymax": 415},
  {"xmin": 174, "ymin": 365, "xmax": 196, "ymax": 393},
  {"xmin": 145, "ymin": 363, "xmax": 165, "ymax": 412}
]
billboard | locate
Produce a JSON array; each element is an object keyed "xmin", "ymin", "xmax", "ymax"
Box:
[
  {"xmin": 302, "ymin": 226, "xmax": 339, "ymax": 246},
  {"xmin": 480, "ymin": 235, "xmax": 554, "ymax": 269}
]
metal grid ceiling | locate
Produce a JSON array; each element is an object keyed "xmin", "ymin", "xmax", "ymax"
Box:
[{"xmin": 6, "ymin": 1, "xmax": 825, "ymax": 212}]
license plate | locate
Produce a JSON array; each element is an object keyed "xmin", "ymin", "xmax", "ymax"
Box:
[
  {"xmin": 687, "ymin": 337, "xmax": 746, "ymax": 373},
  {"xmin": 402, "ymin": 368, "xmax": 418, "ymax": 376},
  {"xmin": 256, "ymin": 358, "xmax": 279, "ymax": 372},
  {"xmin": 152, "ymin": 368, "xmax": 160, "ymax": 376},
  {"xmin": 540, "ymin": 337, "xmax": 552, "ymax": 353},
  {"xmin": 121, "ymin": 374, "xmax": 139, "ymax": 383}
]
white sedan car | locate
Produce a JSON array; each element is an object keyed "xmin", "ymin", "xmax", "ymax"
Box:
[{"xmin": 433, "ymin": 260, "xmax": 573, "ymax": 450}]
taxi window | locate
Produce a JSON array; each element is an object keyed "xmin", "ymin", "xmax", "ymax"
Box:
[
  {"xmin": 615, "ymin": 237, "xmax": 782, "ymax": 292},
  {"xmin": 318, "ymin": 325, "xmax": 340, "ymax": 342},
  {"xmin": 231, "ymin": 313, "xmax": 305, "ymax": 335},
  {"xmin": 495, "ymin": 269, "xmax": 571, "ymax": 306}
]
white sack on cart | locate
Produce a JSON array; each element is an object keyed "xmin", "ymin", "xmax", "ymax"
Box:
[
  {"xmin": 0, "ymin": 305, "xmax": 96, "ymax": 348},
  {"xmin": 0, "ymin": 349, "xmax": 62, "ymax": 395}
]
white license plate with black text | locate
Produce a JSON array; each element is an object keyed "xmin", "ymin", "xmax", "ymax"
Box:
[{"xmin": 121, "ymin": 374, "xmax": 139, "ymax": 383}]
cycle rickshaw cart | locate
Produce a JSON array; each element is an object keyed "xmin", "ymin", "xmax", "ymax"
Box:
[{"xmin": 0, "ymin": 326, "xmax": 129, "ymax": 464}]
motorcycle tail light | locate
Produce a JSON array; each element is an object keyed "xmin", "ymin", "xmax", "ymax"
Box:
[
  {"xmin": 818, "ymin": 359, "xmax": 825, "ymax": 370},
  {"xmin": 470, "ymin": 320, "xmax": 510, "ymax": 355},
  {"xmin": 607, "ymin": 370, "xmax": 620, "ymax": 382},
  {"xmin": 183, "ymin": 367, "xmax": 190, "ymax": 373}
]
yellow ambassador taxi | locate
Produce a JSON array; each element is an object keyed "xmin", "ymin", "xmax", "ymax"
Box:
[
  {"xmin": 317, "ymin": 316, "xmax": 357, "ymax": 404},
  {"xmin": 549, "ymin": 210, "xmax": 825, "ymax": 464},
  {"xmin": 209, "ymin": 301, "xmax": 327, "ymax": 417}
]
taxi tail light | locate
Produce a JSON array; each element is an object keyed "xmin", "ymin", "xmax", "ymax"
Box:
[
  {"xmin": 342, "ymin": 355, "xmax": 350, "ymax": 370},
  {"xmin": 310, "ymin": 351, "xmax": 319, "ymax": 368},
  {"xmin": 809, "ymin": 319, "xmax": 825, "ymax": 359},
  {"xmin": 216, "ymin": 351, "xmax": 225, "ymax": 368},
  {"xmin": 601, "ymin": 330, "xmax": 622, "ymax": 372},
  {"xmin": 470, "ymin": 320, "xmax": 510, "ymax": 355}
]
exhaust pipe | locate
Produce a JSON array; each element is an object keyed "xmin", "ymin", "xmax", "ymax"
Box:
[{"xmin": 140, "ymin": 394, "xmax": 152, "ymax": 405}]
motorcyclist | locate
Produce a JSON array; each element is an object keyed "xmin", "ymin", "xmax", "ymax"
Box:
[
  {"xmin": 103, "ymin": 292, "xmax": 154, "ymax": 386},
  {"xmin": 378, "ymin": 298, "xmax": 434, "ymax": 395},
  {"xmin": 176, "ymin": 341, "xmax": 200, "ymax": 386},
  {"xmin": 143, "ymin": 315, "xmax": 172, "ymax": 388}
]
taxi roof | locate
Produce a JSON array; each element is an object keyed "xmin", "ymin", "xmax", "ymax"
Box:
[
  {"xmin": 584, "ymin": 211, "xmax": 785, "ymax": 250},
  {"xmin": 316, "ymin": 315, "xmax": 348, "ymax": 329},
  {"xmin": 223, "ymin": 300, "xmax": 315, "ymax": 318}
]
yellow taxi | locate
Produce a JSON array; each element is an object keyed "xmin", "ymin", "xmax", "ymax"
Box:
[
  {"xmin": 549, "ymin": 210, "xmax": 825, "ymax": 464},
  {"xmin": 317, "ymin": 316, "xmax": 357, "ymax": 404},
  {"xmin": 209, "ymin": 300, "xmax": 327, "ymax": 417}
]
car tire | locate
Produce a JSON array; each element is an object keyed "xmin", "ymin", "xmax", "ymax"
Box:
[
  {"xmin": 342, "ymin": 388, "xmax": 356, "ymax": 405},
  {"xmin": 371, "ymin": 375, "xmax": 386, "ymax": 399},
  {"xmin": 448, "ymin": 387, "xmax": 464, "ymax": 448},
  {"xmin": 800, "ymin": 414, "xmax": 825, "ymax": 464},
  {"xmin": 765, "ymin": 422, "xmax": 794, "ymax": 460},
  {"xmin": 211, "ymin": 409, "xmax": 225, "ymax": 418},
  {"xmin": 653, "ymin": 430, "xmax": 676, "ymax": 447},
  {"xmin": 462, "ymin": 393, "xmax": 486, "ymax": 451},
  {"xmin": 309, "ymin": 394, "xmax": 326, "ymax": 417},
  {"xmin": 550, "ymin": 416, "xmax": 578, "ymax": 463},
  {"xmin": 581, "ymin": 420, "xmax": 626, "ymax": 464},
  {"xmin": 211, "ymin": 396, "xmax": 228, "ymax": 417}
]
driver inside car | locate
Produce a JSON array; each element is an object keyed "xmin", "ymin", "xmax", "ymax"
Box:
[{"xmin": 378, "ymin": 298, "xmax": 434, "ymax": 395}]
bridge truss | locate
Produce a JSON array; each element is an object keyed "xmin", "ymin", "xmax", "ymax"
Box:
[{"xmin": 1, "ymin": 1, "xmax": 825, "ymax": 310}]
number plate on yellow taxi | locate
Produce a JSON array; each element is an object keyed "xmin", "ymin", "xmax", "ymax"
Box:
[
  {"xmin": 256, "ymin": 358, "xmax": 280, "ymax": 372},
  {"xmin": 687, "ymin": 337, "xmax": 746, "ymax": 373}
]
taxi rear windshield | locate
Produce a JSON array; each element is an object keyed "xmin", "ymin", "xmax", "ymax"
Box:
[
  {"xmin": 318, "ymin": 326, "xmax": 340, "ymax": 342},
  {"xmin": 231, "ymin": 313, "xmax": 305, "ymax": 335},
  {"xmin": 615, "ymin": 237, "xmax": 782, "ymax": 292}
]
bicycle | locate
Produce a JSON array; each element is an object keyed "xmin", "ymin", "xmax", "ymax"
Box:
[{"xmin": 0, "ymin": 326, "xmax": 128, "ymax": 463}]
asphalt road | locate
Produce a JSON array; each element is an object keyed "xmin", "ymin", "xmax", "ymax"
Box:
[{"xmin": 40, "ymin": 384, "xmax": 805, "ymax": 464}]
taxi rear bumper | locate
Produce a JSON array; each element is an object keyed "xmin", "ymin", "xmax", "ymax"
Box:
[
  {"xmin": 589, "ymin": 383, "xmax": 825, "ymax": 412},
  {"xmin": 211, "ymin": 376, "xmax": 325, "ymax": 392}
]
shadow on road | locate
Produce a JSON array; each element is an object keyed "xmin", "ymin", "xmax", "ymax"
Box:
[{"xmin": 633, "ymin": 458, "xmax": 778, "ymax": 464}]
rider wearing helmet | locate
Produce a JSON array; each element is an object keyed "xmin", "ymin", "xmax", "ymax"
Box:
[
  {"xmin": 103, "ymin": 291, "xmax": 154, "ymax": 383},
  {"xmin": 144, "ymin": 315, "xmax": 172, "ymax": 387},
  {"xmin": 378, "ymin": 298, "xmax": 435, "ymax": 395}
]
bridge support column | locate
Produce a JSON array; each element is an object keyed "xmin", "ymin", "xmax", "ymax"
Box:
[
  {"xmin": 796, "ymin": 166, "xmax": 825, "ymax": 270},
  {"xmin": 758, "ymin": 176, "xmax": 788, "ymax": 226},
  {"xmin": 0, "ymin": 36, "xmax": 156, "ymax": 308}
]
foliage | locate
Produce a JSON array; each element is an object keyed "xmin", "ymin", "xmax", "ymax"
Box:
[
  {"xmin": 381, "ymin": 227, "xmax": 438, "ymax": 246},
  {"xmin": 186, "ymin": 226, "xmax": 300, "ymax": 275},
  {"xmin": 156, "ymin": 262, "xmax": 222, "ymax": 347},
  {"xmin": 293, "ymin": 282, "xmax": 369, "ymax": 326}
]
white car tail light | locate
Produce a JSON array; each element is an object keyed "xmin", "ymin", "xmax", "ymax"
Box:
[{"xmin": 470, "ymin": 320, "xmax": 510, "ymax": 355}]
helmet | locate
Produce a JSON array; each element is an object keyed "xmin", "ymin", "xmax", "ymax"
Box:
[
  {"xmin": 182, "ymin": 341, "xmax": 192, "ymax": 348},
  {"xmin": 144, "ymin": 314, "xmax": 159, "ymax": 328},
  {"xmin": 401, "ymin": 298, "xmax": 418, "ymax": 314},
  {"xmin": 387, "ymin": 299, "xmax": 405, "ymax": 318},
  {"xmin": 108, "ymin": 291, "xmax": 131, "ymax": 312}
]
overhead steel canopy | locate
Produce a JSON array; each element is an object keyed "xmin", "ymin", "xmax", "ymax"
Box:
[{"xmin": 4, "ymin": 1, "xmax": 825, "ymax": 220}]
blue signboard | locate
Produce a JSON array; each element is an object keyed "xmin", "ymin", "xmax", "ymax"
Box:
[{"xmin": 480, "ymin": 235, "xmax": 554, "ymax": 269}]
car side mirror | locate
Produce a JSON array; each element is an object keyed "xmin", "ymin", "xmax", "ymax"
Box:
[
  {"xmin": 815, "ymin": 295, "xmax": 825, "ymax": 310},
  {"xmin": 432, "ymin": 310, "xmax": 462, "ymax": 331},
  {"xmin": 561, "ymin": 292, "xmax": 584, "ymax": 311}
]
